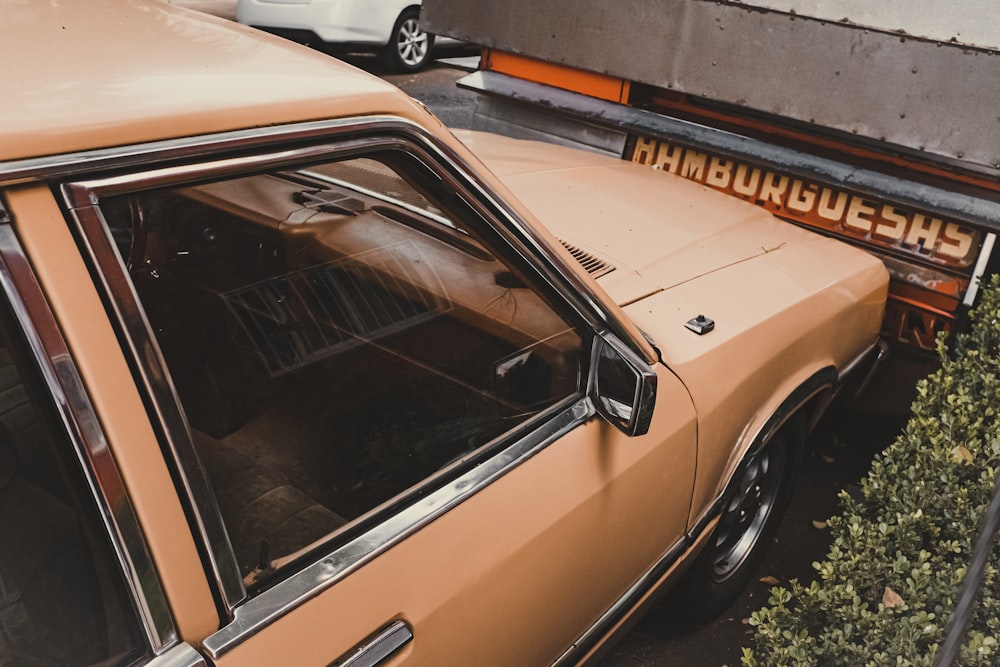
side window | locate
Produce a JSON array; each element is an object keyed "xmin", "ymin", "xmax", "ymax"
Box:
[
  {"xmin": 0, "ymin": 303, "xmax": 146, "ymax": 665},
  {"xmin": 97, "ymin": 150, "xmax": 584, "ymax": 587}
]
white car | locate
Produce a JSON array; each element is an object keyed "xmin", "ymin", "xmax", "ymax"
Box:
[{"xmin": 237, "ymin": 0, "xmax": 439, "ymax": 71}]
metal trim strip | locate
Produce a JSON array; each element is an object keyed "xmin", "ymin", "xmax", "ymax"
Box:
[
  {"xmin": 0, "ymin": 118, "xmax": 396, "ymax": 185},
  {"xmin": 0, "ymin": 215, "xmax": 176, "ymax": 653},
  {"xmin": 146, "ymin": 643, "xmax": 209, "ymax": 667},
  {"xmin": 964, "ymin": 232, "xmax": 997, "ymax": 306}
]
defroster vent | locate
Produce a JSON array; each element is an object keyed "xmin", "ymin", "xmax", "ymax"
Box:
[{"xmin": 560, "ymin": 240, "xmax": 615, "ymax": 278}]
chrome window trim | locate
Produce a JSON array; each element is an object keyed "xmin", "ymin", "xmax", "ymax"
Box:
[
  {"xmin": 146, "ymin": 643, "xmax": 209, "ymax": 667},
  {"xmin": 0, "ymin": 218, "xmax": 177, "ymax": 653},
  {"xmin": 203, "ymin": 397, "xmax": 594, "ymax": 658},
  {"xmin": 0, "ymin": 118, "xmax": 402, "ymax": 185},
  {"xmin": 66, "ymin": 185, "xmax": 279, "ymax": 615}
]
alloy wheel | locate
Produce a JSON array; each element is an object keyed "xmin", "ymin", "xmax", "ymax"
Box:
[
  {"xmin": 710, "ymin": 439, "xmax": 788, "ymax": 583},
  {"xmin": 396, "ymin": 17, "xmax": 430, "ymax": 68}
]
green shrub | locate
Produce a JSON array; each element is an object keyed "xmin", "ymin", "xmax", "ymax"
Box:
[{"xmin": 742, "ymin": 275, "xmax": 1000, "ymax": 667}]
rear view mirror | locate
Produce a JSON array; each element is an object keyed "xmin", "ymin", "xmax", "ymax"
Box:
[{"xmin": 590, "ymin": 333, "xmax": 657, "ymax": 436}]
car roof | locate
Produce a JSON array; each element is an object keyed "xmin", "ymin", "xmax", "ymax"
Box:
[{"xmin": 1, "ymin": 0, "xmax": 426, "ymax": 163}]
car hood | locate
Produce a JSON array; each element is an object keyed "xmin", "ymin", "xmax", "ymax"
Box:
[{"xmin": 455, "ymin": 130, "xmax": 804, "ymax": 306}]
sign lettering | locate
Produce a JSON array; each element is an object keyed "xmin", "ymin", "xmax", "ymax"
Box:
[{"xmin": 631, "ymin": 137, "xmax": 980, "ymax": 268}]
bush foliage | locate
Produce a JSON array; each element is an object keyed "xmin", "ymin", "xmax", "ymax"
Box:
[{"xmin": 743, "ymin": 275, "xmax": 1000, "ymax": 666}]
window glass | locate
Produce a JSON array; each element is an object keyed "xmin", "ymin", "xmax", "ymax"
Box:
[
  {"xmin": 99, "ymin": 150, "xmax": 583, "ymax": 587},
  {"xmin": 0, "ymin": 301, "xmax": 145, "ymax": 665}
]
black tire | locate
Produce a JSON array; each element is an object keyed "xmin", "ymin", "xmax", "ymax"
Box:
[
  {"xmin": 380, "ymin": 7, "xmax": 435, "ymax": 72},
  {"xmin": 681, "ymin": 419, "xmax": 804, "ymax": 620}
]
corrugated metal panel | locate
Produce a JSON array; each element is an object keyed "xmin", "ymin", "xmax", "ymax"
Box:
[
  {"xmin": 738, "ymin": 0, "xmax": 998, "ymax": 48},
  {"xmin": 423, "ymin": 0, "xmax": 1000, "ymax": 175}
]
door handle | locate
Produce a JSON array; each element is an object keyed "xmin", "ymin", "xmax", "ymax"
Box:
[{"xmin": 331, "ymin": 620, "xmax": 413, "ymax": 667}]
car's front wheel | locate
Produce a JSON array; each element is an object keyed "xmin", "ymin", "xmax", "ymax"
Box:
[
  {"xmin": 682, "ymin": 419, "xmax": 803, "ymax": 619},
  {"xmin": 381, "ymin": 8, "xmax": 435, "ymax": 72}
]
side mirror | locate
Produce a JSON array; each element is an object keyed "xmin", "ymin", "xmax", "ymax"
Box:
[{"xmin": 589, "ymin": 332, "xmax": 657, "ymax": 437}]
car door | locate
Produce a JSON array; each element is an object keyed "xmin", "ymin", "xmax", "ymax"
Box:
[{"xmin": 57, "ymin": 123, "xmax": 698, "ymax": 666}]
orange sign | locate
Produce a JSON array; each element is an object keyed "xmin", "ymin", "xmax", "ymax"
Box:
[
  {"xmin": 882, "ymin": 299, "xmax": 952, "ymax": 352},
  {"xmin": 631, "ymin": 137, "xmax": 981, "ymax": 270}
]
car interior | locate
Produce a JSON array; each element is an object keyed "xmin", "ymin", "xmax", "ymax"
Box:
[{"xmin": 99, "ymin": 154, "xmax": 583, "ymax": 584}]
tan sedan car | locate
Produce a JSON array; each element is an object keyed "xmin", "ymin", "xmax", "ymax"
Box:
[{"xmin": 0, "ymin": 2, "xmax": 887, "ymax": 666}]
